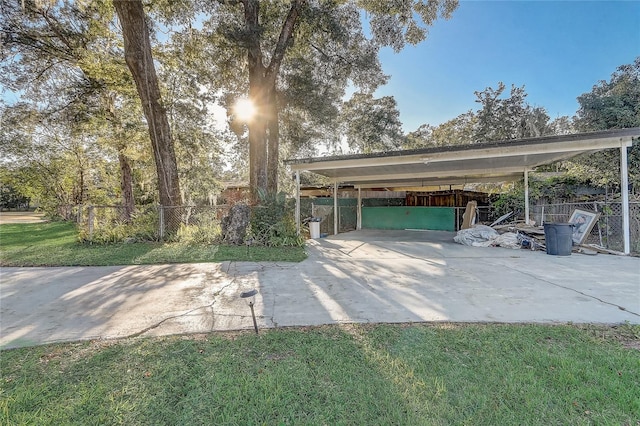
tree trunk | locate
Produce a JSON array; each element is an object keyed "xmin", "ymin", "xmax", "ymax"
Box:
[
  {"xmin": 266, "ymin": 87, "xmax": 279, "ymax": 194},
  {"xmin": 242, "ymin": 0, "xmax": 304, "ymax": 201},
  {"xmin": 113, "ymin": 0, "xmax": 181, "ymax": 208},
  {"xmin": 247, "ymin": 77, "xmax": 268, "ymax": 202},
  {"xmin": 118, "ymin": 148, "xmax": 135, "ymax": 222},
  {"xmin": 247, "ymin": 78, "xmax": 278, "ymax": 201},
  {"xmin": 106, "ymin": 91, "xmax": 136, "ymax": 222}
]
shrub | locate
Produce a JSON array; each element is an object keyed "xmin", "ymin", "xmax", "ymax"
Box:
[
  {"xmin": 80, "ymin": 208, "xmax": 159, "ymax": 243},
  {"xmin": 248, "ymin": 190, "xmax": 304, "ymax": 247},
  {"xmin": 175, "ymin": 216, "xmax": 222, "ymax": 245}
]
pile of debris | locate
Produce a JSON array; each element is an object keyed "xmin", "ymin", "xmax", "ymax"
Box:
[{"xmin": 453, "ymin": 201, "xmax": 623, "ymax": 255}]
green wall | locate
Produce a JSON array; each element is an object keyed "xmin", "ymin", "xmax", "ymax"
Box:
[{"xmin": 361, "ymin": 207, "xmax": 455, "ymax": 231}]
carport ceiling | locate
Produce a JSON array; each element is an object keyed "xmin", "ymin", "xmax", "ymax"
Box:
[{"xmin": 286, "ymin": 128, "xmax": 640, "ymax": 188}]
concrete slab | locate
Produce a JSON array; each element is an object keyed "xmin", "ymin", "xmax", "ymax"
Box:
[{"xmin": 1, "ymin": 229, "xmax": 639, "ymax": 349}]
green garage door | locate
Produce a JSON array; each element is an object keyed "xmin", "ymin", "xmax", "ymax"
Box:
[{"xmin": 361, "ymin": 207, "xmax": 455, "ymax": 231}]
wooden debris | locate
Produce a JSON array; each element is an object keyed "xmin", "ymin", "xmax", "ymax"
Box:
[
  {"xmin": 461, "ymin": 201, "xmax": 477, "ymax": 230},
  {"xmin": 582, "ymin": 244, "xmax": 626, "ymax": 256}
]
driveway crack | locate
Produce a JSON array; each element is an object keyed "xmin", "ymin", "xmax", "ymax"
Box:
[
  {"xmin": 129, "ymin": 266, "xmax": 245, "ymax": 338},
  {"xmin": 504, "ymin": 265, "xmax": 639, "ymax": 317}
]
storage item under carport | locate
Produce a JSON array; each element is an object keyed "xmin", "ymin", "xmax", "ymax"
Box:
[
  {"xmin": 543, "ymin": 223, "xmax": 574, "ymax": 256},
  {"xmin": 308, "ymin": 217, "xmax": 321, "ymax": 238}
]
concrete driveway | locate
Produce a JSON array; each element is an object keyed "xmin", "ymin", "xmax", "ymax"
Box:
[{"xmin": 1, "ymin": 230, "xmax": 639, "ymax": 349}]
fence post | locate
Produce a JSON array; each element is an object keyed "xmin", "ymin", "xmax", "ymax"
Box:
[
  {"xmin": 333, "ymin": 182, "xmax": 338, "ymax": 235},
  {"xmin": 88, "ymin": 206, "xmax": 95, "ymax": 241},
  {"xmin": 295, "ymin": 170, "xmax": 301, "ymax": 235},
  {"xmin": 77, "ymin": 204, "xmax": 83, "ymax": 224},
  {"xmin": 594, "ymin": 201, "xmax": 603, "ymax": 246},
  {"xmin": 159, "ymin": 205, "xmax": 165, "ymax": 240}
]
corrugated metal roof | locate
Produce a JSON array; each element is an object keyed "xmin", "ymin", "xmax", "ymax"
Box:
[{"xmin": 286, "ymin": 128, "xmax": 640, "ymax": 188}]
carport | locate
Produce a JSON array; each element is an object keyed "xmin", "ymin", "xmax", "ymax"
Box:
[{"xmin": 287, "ymin": 127, "xmax": 640, "ymax": 254}]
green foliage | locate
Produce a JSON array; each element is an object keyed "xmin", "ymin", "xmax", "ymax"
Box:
[
  {"xmin": 570, "ymin": 57, "xmax": 640, "ymax": 189},
  {"xmin": 0, "ymin": 182, "xmax": 30, "ymax": 210},
  {"xmin": 406, "ymin": 83, "xmax": 553, "ymax": 148},
  {"xmin": 341, "ymin": 92, "xmax": 404, "ymax": 153},
  {"xmin": 490, "ymin": 187, "xmax": 525, "ymax": 219},
  {"xmin": 249, "ymin": 190, "xmax": 304, "ymax": 247},
  {"xmin": 474, "ymin": 82, "xmax": 550, "ymax": 141},
  {"xmin": 79, "ymin": 208, "xmax": 159, "ymax": 244},
  {"xmin": 491, "ymin": 175, "xmax": 588, "ymax": 218},
  {"xmin": 175, "ymin": 217, "xmax": 222, "ymax": 245}
]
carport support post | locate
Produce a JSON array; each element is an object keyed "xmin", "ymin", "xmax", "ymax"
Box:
[
  {"xmin": 524, "ymin": 169, "xmax": 530, "ymax": 225},
  {"xmin": 357, "ymin": 187, "xmax": 362, "ymax": 230},
  {"xmin": 295, "ymin": 171, "xmax": 301, "ymax": 235},
  {"xmin": 621, "ymin": 144, "xmax": 630, "ymax": 254},
  {"xmin": 333, "ymin": 181, "xmax": 338, "ymax": 235}
]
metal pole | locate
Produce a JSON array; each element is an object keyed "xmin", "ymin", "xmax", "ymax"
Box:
[
  {"xmin": 524, "ymin": 169, "xmax": 530, "ymax": 225},
  {"xmin": 88, "ymin": 206, "xmax": 95, "ymax": 241},
  {"xmin": 295, "ymin": 171, "xmax": 301, "ymax": 235},
  {"xmin": 249, "ymin": 301, "xmax": 258, "ymax": 334},
  {"xmin": 357, "ymin": 186, "xmax": 362, "ymax": 230},
  {"xmin": 620, "ymin": 145, "xmax": 630, "ymax": 254},
  {"xmin": 333, "ymin": 181, "xmax": 338, "ymax": 235},
  {"xmin": 159, "ymin": 206, "xmax": 165, "ymax": 240}
]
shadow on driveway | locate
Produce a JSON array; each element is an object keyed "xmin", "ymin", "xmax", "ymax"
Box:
[{"xmin": 1, "ymin": 230, "xmax": 638, "ymax": 349}]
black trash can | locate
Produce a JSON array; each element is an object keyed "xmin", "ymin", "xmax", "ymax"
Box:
[{"xmin": 543, "ymin": 223, "xmax": 574, "ymax": 256}]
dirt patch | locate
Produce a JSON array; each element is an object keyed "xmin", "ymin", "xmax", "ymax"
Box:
[{"xmin": 0, "ymin": 212, "xmax": 47, "ymax": 224}]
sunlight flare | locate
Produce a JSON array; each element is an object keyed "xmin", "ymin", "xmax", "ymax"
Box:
[{"xmin": 233, "ymin": 98, "xmax": 256, "ymax": 122}]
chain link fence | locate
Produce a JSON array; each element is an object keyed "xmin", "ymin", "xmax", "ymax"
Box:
[
  {"xmin": 308, "ymin": 197, "xmax": 404, "ymax": 235},
  {"xmin": 531, "ymin": 201, "xmax": 640, "ymax": 254},
  {"xmin": 310, "ymin": 204, "xmax": 358, "ymax": 235},
  {"xmin": 73, "ymin": 205, "xmax": 231, "ymax": 242},
  {"xmin": 64, "ymin": 200, "xmax": 639, "ymax": 253}
]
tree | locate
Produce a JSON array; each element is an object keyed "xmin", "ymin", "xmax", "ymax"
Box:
[
  {"xmin": 404, "ymin": 123, "xmax": 435, "ymax": 149},
  {"xmin": 341, "ymin": 92, "xmax": 404, "ymax": 153},
  {"xmin": 547, "ymin": 115, "xmax": 574, "ymax": 136},
  {"xmin": 431, "ymin": 110, "xmax": 477, "ymax": 146},
  {"xmin": 113, "ymin": 0, "xmax": 181, "ymax": 208},
  {"xmin": 404, "ymin": 111, "xmax": 476, "ymax": 149},
  {"xmin": 178, "ymin": 0, "xmax": 458, "ymax": 199},
  {"xmin": 407, "ymin": 82, "xmax": 552, "ymax": 149},
  {"xmin": 575, "ymin": 58, "xmax": 640, "ymax": 131},
  {"xmin": 0, "ymin": 181, "xmax": 30, "ymax": 210},
  {"xmin": 570, "ymin": 57, "xmax": 640, "ymax": 189},
  {"xmin": 0, "ymin": 102, "xmax": 117, "ymax": 215},
  {"xmin": 0, "ymin": 0, "xmax": 142, "ymax": 218},
  {"xmin": 474, "ymin": 82, "xmax": 550, "ymax": 142}
]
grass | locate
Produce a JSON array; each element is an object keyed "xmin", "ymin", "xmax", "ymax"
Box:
[
  {"xmin": 0, "ymin": 222, "xmax": 306, "ymax": 266},
  {"xmin": 1, "ymin": 323, "xmax": 638, "ymax": 425}
]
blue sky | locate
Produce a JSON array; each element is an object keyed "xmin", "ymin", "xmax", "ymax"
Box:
[{"xmin": 376, "ymin": 0, "xmax": 640, "ymax": 132}]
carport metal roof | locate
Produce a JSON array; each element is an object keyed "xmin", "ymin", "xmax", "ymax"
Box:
[
  {"xmin": 287, "ymin": 127, "xmax": 640, "ymax": 254},
  {"xmin": 286, "ymin": 128, "xmax": 639, "ymax": 187}
]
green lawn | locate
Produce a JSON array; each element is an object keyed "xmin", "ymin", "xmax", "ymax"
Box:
[
  {"xmin": 1, "ymin": 323, "xmax": 638, "ymax": 425},
  {"xmin": 0, "ymin": 222, "xmax": 306, "ymax": 266}
]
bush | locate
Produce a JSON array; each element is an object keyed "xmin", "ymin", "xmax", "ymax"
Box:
[
  {"xmin": 175, "ymin": 216, "xmax": 222, "ymax": 245},
  {"xmin": 80, "ymin": 208, "xmax": 159, "ymax": 243},
  {"xmin": 248, "ymin": 190, "xmax": 304, "ymax": 247},
  {"xmin": 491, "ymin": 176, "xmax": 586, "ymax": 219}
]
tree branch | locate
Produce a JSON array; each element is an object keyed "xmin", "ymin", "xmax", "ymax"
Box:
[
  {"xmin": 242, "ymin": 0, "xmax": 264, "ymax": 75},
  {"xmin": 265, "ymin": 0, "xmax": 305, "ymax": 84}
]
